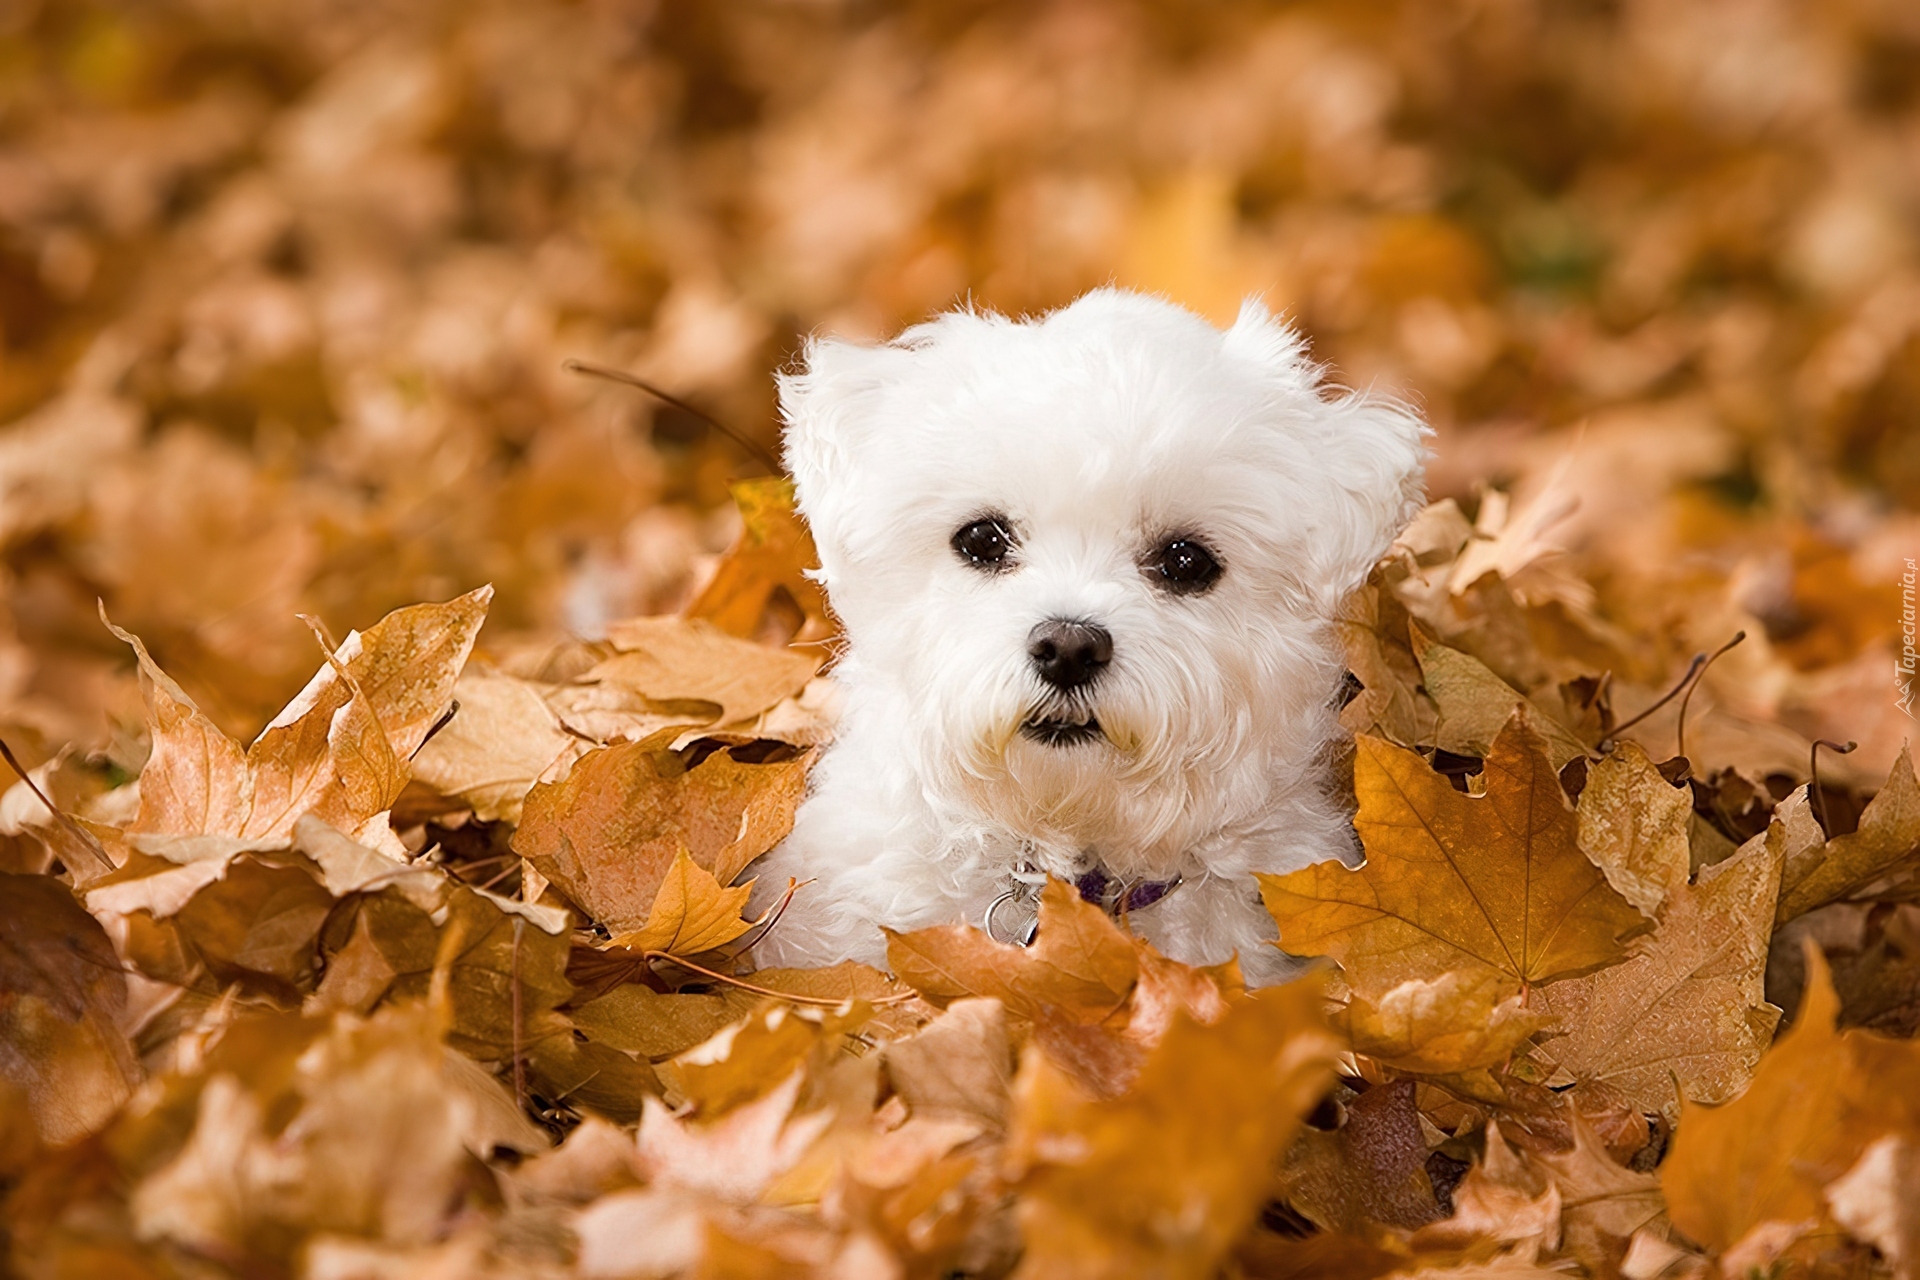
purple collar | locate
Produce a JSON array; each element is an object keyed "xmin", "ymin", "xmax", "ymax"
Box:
[
  {"xmin": 1073, "ymin": 866, "xmax": 1183, "ymax": 915},
  {"xmin": 982, "ymin": 861, "xmax": 1184, "ymax": 946}
]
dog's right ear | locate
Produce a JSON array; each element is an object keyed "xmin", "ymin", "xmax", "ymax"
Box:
[{"xmin": 777, "ymin": 336, "xmax": 910, "ymax": 576}]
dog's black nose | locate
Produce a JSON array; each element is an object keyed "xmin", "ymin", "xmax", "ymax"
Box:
[{"xmin": 1028, "ymin": 618, "xmax": 1113, "ymax": 690}]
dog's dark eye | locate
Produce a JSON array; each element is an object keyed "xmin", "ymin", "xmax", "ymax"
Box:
[
  {"xmin": 952, "ymin": 517, "xmax": 1015, "ymax": 571},
  {"xmin": 1150, "ymin": 539, "xmax": 1221, "ymax": 594}
]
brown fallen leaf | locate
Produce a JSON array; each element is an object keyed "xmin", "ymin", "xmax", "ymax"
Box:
[
  {"xmin": 1577, "ymin": 741, "xmax": 1693, "ymax": 918},
  {"xmin": 1344, "ymin": 967, "xmax": 1556, "ymax": 1076},
  {"xmin": 1533, "ymin": 799, "xmax": 1784, "ymax": 1118},
  {"xmin": 1259, "ymin": 714, "xmax": 1646, "ymax": 1003},
  {"xmin": 566, "ymin": 982, "xmax": 743, "ymax": 1063},
  {"xmin": 595, "ymin": 613, "xmax": 821, "ymax": 730},
  {"xmin": 512, "ymin": 738, "xmax": 806, "ymax": 933},
  {"xmin": 1339, "ymin": 555, "xmax": 1441, "ymax": 749},
  {"xmin": 1005, "ymin": 976, "xmax": 1341, "ymax": 1280},
  {"xmin": 308, "ymin": 867, "xmax": 574, "ymax": 1061},
  {"xmin": 1415, "ymin": 636, "xmax": 1589, "ymax": 770},
  {"xmin": 1778, "ymin": 743, "xmax": 1920, "ymax": 922},
  {"xmin": 1411, "ymin": 1121, "xmax": 1560, "ymax": 1254},
  {"xmin": 129, "ymin": 1003, "xmax": 529, "ymax": 1265},
  {"xmin": 1660, "ymin": 943, "xmax": 1920, "ymax": 1253},
  {"xmin": 1769, "ymin": 900, "xmax": 1920, "ymax": 1037},
  {"xmin": 882, "ymin": 997, "xmax": 1015, "ymax": 1135},
  {"xmin": 885, "ymin": 876, "xmax": 1138, "ymax": 1025},
  {"xmin": 637, "ymin": 1067, "xmax": 836, "ymax": 1203},
  {"xmin": 1277, "ymin": 1079, "xmax": 1446, "ymax": 1232},
  {"xmin": 1535, "ymin": 1113, "xmax": 1666, "ymax": 1272},
  {"xmin": 407, "ymin": 668, "xmax": 582, "ymax": 823},
  {"xmin": 0, "ymin": 873, "xmax": 140, "ymax": 1144}
]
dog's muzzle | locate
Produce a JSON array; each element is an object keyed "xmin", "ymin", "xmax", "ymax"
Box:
[{"xmin": 1019, "ymin": 701, "xmax": 1104, "ymax": 746}]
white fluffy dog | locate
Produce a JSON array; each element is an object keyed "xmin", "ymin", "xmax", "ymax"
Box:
[{"xmin": 747, "ymin": 289, "xmax": 1426, "ymax": 982}]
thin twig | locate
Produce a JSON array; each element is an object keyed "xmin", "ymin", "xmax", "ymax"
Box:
[
  {"xmin": 412, "ymin": 699, "xmax": 461, "ymax": 760},
  {"xmin": 731, "ymin": 877, "xmax": 807, "ymax": 954},
  {"xmin": 642, "ymin": 950, "xmax": 920, "ymax": 1007},
  {"xmin": 1811, "ymin": 738, "xmax": 1858, "ymax": 837},
  {"xmin": 511, "ymin": 916, "xmax": 528, "ymax": 1110},
  {"xmin": 475, "ymin": 860, "xmax": 520, "ymax": 893},
  {"xmin": 1675, "ymin": 631, "xmax": 1746, "ymax": 761},
  {"xmin": 563, "ymin": 358, "xmax": 783, "ymax": 472},
  {"xmin": 0, "ymin": 737, "xmax": 114, "ymax": 877},
  {"xmin": 1598, "ymin": 654, "xmax": 1706, "ymax": 753}
]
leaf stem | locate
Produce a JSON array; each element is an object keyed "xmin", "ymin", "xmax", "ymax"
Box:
[
  {"xmin": 640, "ymin": 950, "xmax": 919, "ymax": 1007},
  {"xmin": 562, "ymin": 359, "xmax": 783, "ymax": 473},
  {"xmin": 1810, "ymin": 738, "xmax": 1858, "ymax": 837}
]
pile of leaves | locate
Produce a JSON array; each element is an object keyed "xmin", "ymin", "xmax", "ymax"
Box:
[
  {"xmin": 6, "ymin": 480, "xmax": 1920, "ymax": 1279},
  {"xmin": 4, "ymin": 0, "xmax": 1920, "ymax": 1276}
]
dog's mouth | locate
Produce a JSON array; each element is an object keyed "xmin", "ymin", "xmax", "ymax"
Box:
[{"xmin": 1020, "ymin": 706, "xmax": 1104, "ymax": 747}]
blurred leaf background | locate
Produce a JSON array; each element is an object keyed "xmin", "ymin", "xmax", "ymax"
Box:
[{"xmin": 1, "ymin": 0, "xmax": 1916, "ymax": 779}]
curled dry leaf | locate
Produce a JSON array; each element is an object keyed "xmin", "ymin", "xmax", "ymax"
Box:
[
  {"xmin": 109, "ymin": 588, "xmax": 491, "ymax": 843},
  {"xmin": 882, "ymin": 997, "xmax": 1015, "ymax": 1135},
  {"xmin": 1777, "ymin": 744, "xmax": 1920, "ymax": 923},
  {"xmin": 1577, "ymin": 741, "xmax": 1693, "ymax": 918},
  {"xmin": 885, "ymin": 876, "xmax": 1138, "ymax": 1024},
  {"xmin": 1344, "ymin": 967, "xmax": 1556, "ymax": 1076},
  {"xmin": 683, "ymin": 477, "xmax": 832, "ymax": 643}
]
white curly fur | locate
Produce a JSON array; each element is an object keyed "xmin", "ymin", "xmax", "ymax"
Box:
[{"xmin": 746, "ymin": 288, "xmax": 1427, "ymax": 983}]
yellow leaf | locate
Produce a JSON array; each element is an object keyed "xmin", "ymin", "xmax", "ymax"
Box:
[
  {"xmin": 1661, "ymin": 943, "xmax": 1920, "ymax": 1252},
  {"xmin": 108, "ymin": 589, "xmax": 491, "ymax": 842},
  {"xmin": 683, "ymin": 478, "xmax": 830, "ymax": 641},
  {"xmin": 1344, "ymin": 968, "xmax": 1556, "ymax": 1076},
  {"xmin": 1259, "ymin": 713, "xmax": 1645, "ymax": 1002},
  {"xmin": 1006, "ymin": 975, "xmax": 1341, "ymax": 1280},
  {"xmin": 609, "ymin": 847, "xmax": 756, "ymax": 956}
]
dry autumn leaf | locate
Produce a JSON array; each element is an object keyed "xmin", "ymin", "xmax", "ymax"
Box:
[
  {"xmin": 1576, "ymin": 741, "xmax": 1693, "ymax": 918},
  {"xmin": 1777, "ymin": 744, "xmax": 1920, "ymax": 922},
  {"xmin": 606, "ymin": 846, "xmax": 757, "ymax": 956},
  {"xmin": 512, "ymin": 737, "xmax": 806, "ymax": 932},
  {"xmin": 1005, "ymin": 975, "xmax": 1341, "ymax": 1280},
  {"xmin": 1259, "ymin": 714, "xmax": 1646, "ymax": 1002},
  {"xmin": 885, "ymin": 875, "xmax": 1138, "ymax": 1025},
  {"xmin": 0, "ymin": 873, "xmax": 139, "ymax": 1144},
  {"xmin": 1661, "ymin": 944, "xmax": 1920, "ymax": 1255},
  {"xmin": 109, "ymin": 588, "xmax": 490, "ymax": 845},
  {"xmin": 1533, "ymin": 799, "xmax": 1785, "ymax": 1117},
  {"xmin": 683, "ymin": 477, "xmax": 831, "ymax": 642}
]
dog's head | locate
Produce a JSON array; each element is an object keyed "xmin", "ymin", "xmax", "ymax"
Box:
[{"xmin": 780, "ymin": 289, "xmax": 1426, "ymax": 875}]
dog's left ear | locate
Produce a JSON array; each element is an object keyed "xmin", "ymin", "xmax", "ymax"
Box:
[
  {"xmin": 777, "ymin": 336, "xmax": 914, "ymax": 583},
  {"xmin": 1224, "ymin": 300, "xmax": 1431, "ymax": 605}
]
